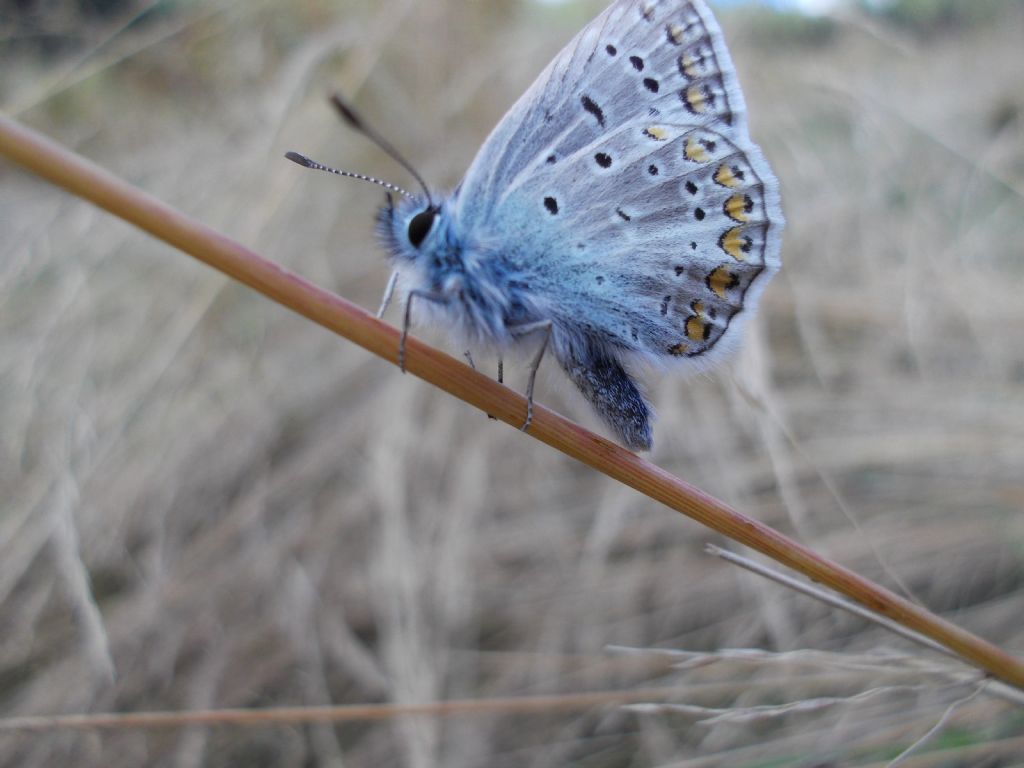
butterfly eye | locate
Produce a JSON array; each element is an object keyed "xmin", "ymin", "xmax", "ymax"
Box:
[{"xmin": 407, "ymin": 208, "xmax": 438, "ymax": 248}]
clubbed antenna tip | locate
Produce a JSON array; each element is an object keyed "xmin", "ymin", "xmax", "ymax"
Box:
[
  {"xmin": 284, "ymin": 151, "xmax": 315, "ymax": 168},
  {"xmin": 282, "ymin": 149, "xmax": 417, "ymax": 200}
]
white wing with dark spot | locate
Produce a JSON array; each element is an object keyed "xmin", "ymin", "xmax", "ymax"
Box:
[{"xmin": 452, "ymin": 0, "xmax": 782, "ymax": 367}]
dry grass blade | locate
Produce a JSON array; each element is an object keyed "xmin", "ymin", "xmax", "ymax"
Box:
[
  {"xmin": 1, "ymin": 114, "xmax": 1023, "ymax": 695},
  {"xmin": 706, "ymin": 545, "xmax": 956, "ymax": 658},
  {"xmin": 886, "ymin": 683, "xmax": 988, "ymax": 767},
  {"xmin": 0, "ymin": 687, "xmax": 695, "ymax": 732},
  {"xmin": 628, "ymin": 683, "xmax": 933, "ymax": 724}
]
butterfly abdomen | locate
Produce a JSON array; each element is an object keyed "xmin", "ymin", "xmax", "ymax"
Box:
[{"xmin": 557, "ymin": 338, "xmax": 653, "ymax": 451}]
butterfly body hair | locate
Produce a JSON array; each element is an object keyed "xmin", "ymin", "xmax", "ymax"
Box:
[{"xmin": 378, "ymin": 190, "xmax": 655, "ymax": 449}]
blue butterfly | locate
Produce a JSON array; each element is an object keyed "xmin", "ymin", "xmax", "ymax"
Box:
[{"xmin": 289, "ymin": 0, "xmax": 783, "ymax": 451}]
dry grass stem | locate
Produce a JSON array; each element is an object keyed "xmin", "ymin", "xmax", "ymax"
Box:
[
  {"xmin": 2, "ymin": 113, "xmax": 1023, "ymax": 696},
  {"xmin": 0, "ymin": 686, "xmax": 721, "ymax": 732},
  {"xmin": 706, "ymin": 544, "xmax": 956, "ymax": 659},
  {"xmin": 886, "ymin": 683, "xmax": 988, "ymax": 767}
]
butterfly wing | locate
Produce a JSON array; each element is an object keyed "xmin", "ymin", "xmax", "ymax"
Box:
[{"xmin": 451, "ymin": 0, "xmax": 782, "ymax": 368}]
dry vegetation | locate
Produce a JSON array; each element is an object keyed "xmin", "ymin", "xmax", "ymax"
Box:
[{"xmin": 2, "ymin": 0, "xmax": 1024, "ymax": 765}]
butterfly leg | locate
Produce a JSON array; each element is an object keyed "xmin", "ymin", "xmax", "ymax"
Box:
[
  {"xmin": 376, "ymin": 269, "xmax": 400, "ymax": 319},
  {"xmin": 468, "ymin": 351, "xmax": 505, "ymax": 386},
  {"xmin": 400, "ymin": 289, "xmax": 447, "ymax": 372},
  {"xmin": 464, "ymin": 351, "xmax": 499, "ymax": 421},
  {"xmin": 508, "ymin": 320, "xmax": 553, "ymax": 433}
]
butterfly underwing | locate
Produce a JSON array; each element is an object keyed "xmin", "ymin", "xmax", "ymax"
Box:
[{"xmin": 375, "ymin": 0, "xmax": 783, "ymax": 451}]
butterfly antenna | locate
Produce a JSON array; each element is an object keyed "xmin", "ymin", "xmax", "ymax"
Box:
[
  {"xmin": 284, "ymin": 151, "xmax": 417, "ymax": 201},
  {"xmin": 330, "ymin": 93, "xmax": 435, "ymax": 208}
]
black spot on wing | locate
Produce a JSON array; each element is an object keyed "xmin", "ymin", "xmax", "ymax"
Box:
[{"xmin": 581, "ymin": 94, "xmax": 605, "ymax": 127}]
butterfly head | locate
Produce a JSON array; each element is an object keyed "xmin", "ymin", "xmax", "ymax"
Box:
[{"xmin": 377, "ymin": 193, "xmax": 448, "ymax": 265}]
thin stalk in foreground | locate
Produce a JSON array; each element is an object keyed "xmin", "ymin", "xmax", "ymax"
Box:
[{"xmin": 1, "ymin": 114, "xmax": 1022, "ymax": 691}]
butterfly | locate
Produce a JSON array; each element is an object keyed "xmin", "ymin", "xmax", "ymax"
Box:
[{"xmin": 288, "ymin": 0, "xmax": 783, "ymax": 451}]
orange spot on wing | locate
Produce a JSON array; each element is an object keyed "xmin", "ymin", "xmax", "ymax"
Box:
[
  {"xmin": 685, "ymin": 300, "xmax": 711, "ymax": 342},
  {"xmin": 714, "ymin": 164, "xmax": 740, "ymax": 188},
  {"xmin": 724, "ymin": 194, "xmax": 753, "ymax": 222},
  {"xmin": 679, "ymin": 54, "xmax": 699, "ymax": 79},
  {"xmin": 707, "ymin": 265, "xmax": 739, "ymax": 299},
  {"xmin": 684, "ymin": 137, "xmax": 709, "ymax": 163},
  {"xmin": 685, "ymin": 84, "xmax": 707, "ymax": 114},
  {"xmin": 668, "ymin": 342, "xmax": 688, "ymax": 357},
  {"xmin": 719, "ymin": 227, "xmax": 751, "ymax": 261}
]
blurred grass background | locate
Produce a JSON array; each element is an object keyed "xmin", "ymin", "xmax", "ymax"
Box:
[{"xmin": 2, "ymin": 0, "xmax": 1024, "ymax": 765}]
